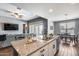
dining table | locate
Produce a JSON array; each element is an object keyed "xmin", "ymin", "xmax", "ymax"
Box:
[{"xmin": 58, "ymin": 33, "xmax": 78, "ymax": 44}]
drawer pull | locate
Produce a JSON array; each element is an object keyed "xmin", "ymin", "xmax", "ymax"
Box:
[{"xmin": 40, "ymin": 49, "xmax": 45, "ymax": 52}]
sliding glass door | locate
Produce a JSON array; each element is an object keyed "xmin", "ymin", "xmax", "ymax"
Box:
[
  {"xmin": 29, "ymin": 22, "xmax": 43, "ymax": 38},
  {"xmin": 35, "ymin": 25, "xmax": 39, "ymax": 37},
  {"xmin": 34, "ymin": 24, "xmax": 43, "ymax": 38}
]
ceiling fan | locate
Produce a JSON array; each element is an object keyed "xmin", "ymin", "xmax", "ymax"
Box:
[{"xmin": 0, "ymin": 8, "xmax": 24, "ymax": 19}]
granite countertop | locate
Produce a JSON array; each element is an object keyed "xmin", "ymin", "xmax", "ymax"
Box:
[{"xmin": 11, "ymin": 35, "xmax": 59, "ymax": 56}]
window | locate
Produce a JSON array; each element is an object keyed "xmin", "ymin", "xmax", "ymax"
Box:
[{"xmin": 60, "ymin": 22, "xmax": 75, "ymax": 34}]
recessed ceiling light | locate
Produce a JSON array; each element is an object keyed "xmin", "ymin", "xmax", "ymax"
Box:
[{"xmin": 49, "ymin": 9, "xmax": 54, "ymax": 13}]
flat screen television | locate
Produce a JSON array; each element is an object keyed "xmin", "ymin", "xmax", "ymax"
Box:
[{"xmin": 3, "ymin": 23, "xmax": 18, "ymax": 30}]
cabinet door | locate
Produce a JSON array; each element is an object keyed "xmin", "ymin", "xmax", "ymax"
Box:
[
  {"xmin": 31, "ymin": 45, "xmax": 49, "ymax": 56},
  {"xmin": 48, "ymin": 39, "xmax": 57, "ymax": 56},
  {"xmin": 53, "ymin": 40, "xmax": 57, "ymax": 55},
  {"xmin": 40, "ymin": 45, "xmax": 49, "ymax": 56},
  {"xmin": 48, "ymin": 41, "xmax": 54, "ymax": 56}
]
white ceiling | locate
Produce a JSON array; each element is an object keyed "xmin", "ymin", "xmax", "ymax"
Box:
[
  {"xmin": 0, "ymin": 3, "xmax": 79, "ymax": 21},
  {"xmin": 0, "ymin": 3, "xmax": 38, "ymax": 20},
  {"xmin": 11, "ymin": 3, "xmax": 79, "ymax": 21}
]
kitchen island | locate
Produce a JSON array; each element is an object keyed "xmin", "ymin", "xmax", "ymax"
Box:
[{"xmin": 11, "ymin": 35, "xmax": 59, "ymax": 56}]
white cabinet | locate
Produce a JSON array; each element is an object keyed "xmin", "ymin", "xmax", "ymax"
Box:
[
  {"xmin": 31, "ymin": 44, "xmax": 49, "ymax": 56},
  {"xmin": 40, "ymin": 45, "xmax": 49, "ymax": 56},
  {"xmin": 48, "ymin": 41, "xmax": 54, "ymax": 56},
  {"xmin": 30, "ymin": 39, "xmax": 57, "ymax": 56},
  {"xmin": 48, "ymin": 39, "xmax": 57, "ymax": 56},
  {"xmin": 53, "ymin": 40, "xmax": 57, "ymax": 55}
]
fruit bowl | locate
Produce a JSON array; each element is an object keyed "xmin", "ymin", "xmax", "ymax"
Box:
[{"xmin": 26, "ymin": 39, "xmax": 36, "ymax": 44}]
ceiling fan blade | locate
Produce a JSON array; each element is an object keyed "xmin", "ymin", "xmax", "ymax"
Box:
[
  {"xmin": 0, "ymin": 8, "xmax": 24, "ymax": 19},
  {"xmin": 0, "ymin": 9, "xmax": 12, "ymax": 13},
  {"xmin": 19, "ymin": 15, "xmax": 23, "ymax": 18},
  {"xmin": 14, "ymin": 13, "xmax": 18, "ymax": 15}
]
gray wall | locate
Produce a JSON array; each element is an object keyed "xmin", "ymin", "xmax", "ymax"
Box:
[
  {"xmin": 54, "ymin": 22, "xmax": 60, "ymax": 35},
  {"xmin": 0, "ymin": 16, "xmax": 25, "ymax": 35},
  {"xmin": 74, "ymin": 19, "xmax": 79, "ymax": 35},
  {"xmin": 53, "ymin": 18, "xmax": 79, "ymax": 35},
  {"xmin": 27, "ymin": 17, "xmax": 48, "ymax": 35}
]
